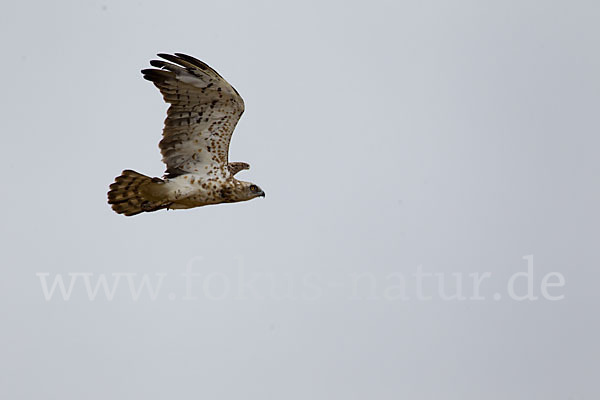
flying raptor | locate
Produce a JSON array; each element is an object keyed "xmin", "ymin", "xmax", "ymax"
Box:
[{"xmin": 108, "ymin": 53, "xmax": 264, "ymax": 216}]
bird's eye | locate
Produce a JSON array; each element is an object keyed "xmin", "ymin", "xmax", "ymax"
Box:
[{"xmin": 250, "ymin": 185, "xmax": 257, "ymax": 192}]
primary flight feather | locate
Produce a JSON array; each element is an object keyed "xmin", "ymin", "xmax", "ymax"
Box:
[{"xmin": 108, "ymin": 53, "xmax": 264, "ymax": 216}]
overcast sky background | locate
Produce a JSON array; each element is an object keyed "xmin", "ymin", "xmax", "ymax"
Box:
[{"xmin": 1, "ymin": 0, "xmax": 599, "ymax": 399}]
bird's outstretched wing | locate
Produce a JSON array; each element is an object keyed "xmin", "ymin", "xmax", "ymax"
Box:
[{"xmin": 142, "ymin": 53, "xmax": 245, "ymax": 178}]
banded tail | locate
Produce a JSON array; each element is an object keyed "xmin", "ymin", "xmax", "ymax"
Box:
[{"xmin": 107, "ymin": 170, "xmax": 171, "ymax": 216}]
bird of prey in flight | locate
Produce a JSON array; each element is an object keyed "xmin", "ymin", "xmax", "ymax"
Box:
[{"xmin": 108, "ymin": 53, "xmax": 264, "ymax": 216}]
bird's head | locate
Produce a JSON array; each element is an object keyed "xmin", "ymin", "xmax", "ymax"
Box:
[
  {"xmin": 231, "ymin": 181, "xmax": 265, "ymax": 202},
  {"xmin": 246, "ymin": 182, "xmax": 266, "ymax": 199}
]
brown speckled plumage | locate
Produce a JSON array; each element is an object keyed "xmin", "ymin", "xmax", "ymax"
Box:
[{"xmin": 107, "ymin": 54, "xmax": 264, "ymax": 216}]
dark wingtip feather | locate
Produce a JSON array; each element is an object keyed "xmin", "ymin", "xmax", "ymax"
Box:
[
  {"xmin": 141, "ymin": 68, "xmax": 172, "ymax": 82},
  {"xmin": 173, "ymin": 53, "xmax": 209, "ymax": 71},
  {"xmin": 149, "ymin": 60, "xmax": 166, "ymax": 68},
  {"xmin": 157, "ymin": 53, "xmax": 187, "ymax": 66},
  {"xmin": 150, "ymin": 59, "xmax": 186, "ymax": 73}
]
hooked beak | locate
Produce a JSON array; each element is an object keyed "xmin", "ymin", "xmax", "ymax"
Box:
[{"xmin": 259, "ymin": 191, "xmax": 266, "ymax": 198}]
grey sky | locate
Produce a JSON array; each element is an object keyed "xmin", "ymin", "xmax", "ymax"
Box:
[{"xmin": 1, "ymin": 0, "xmax": 599, "ymax": 399}]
